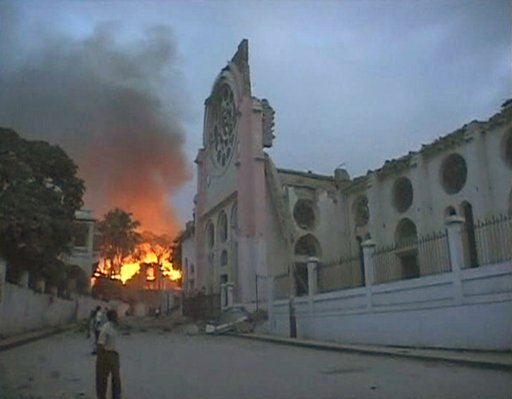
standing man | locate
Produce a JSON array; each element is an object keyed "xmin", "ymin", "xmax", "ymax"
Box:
[{"xmin": 96, "ymin": 309, "xmax": 121, "ymax": 399}]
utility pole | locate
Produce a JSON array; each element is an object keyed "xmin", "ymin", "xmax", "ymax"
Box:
[
  {"xmin": 288, "ymin": 262, "xmax": 297, "ymax": 338},
  {"xmin": 255, "ymin": 273, "xmax": 259, "ymax": 311}
]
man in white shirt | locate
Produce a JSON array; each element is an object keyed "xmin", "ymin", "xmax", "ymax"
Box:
[{"xmin": 96, "ymin": 309, "xmax": 121, "ymax": 399}]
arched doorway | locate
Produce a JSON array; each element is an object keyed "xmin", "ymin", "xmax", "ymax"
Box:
[
  {"xmin": 395, "ymin": 218, "xmax": 419, "ymax": 279},
  {"xmin": 356, "ymin": 236, "xmax": 365, "ymax": 285},
  {"xmin": 294, "ymin": 234, "xmax": 321, "ymax": 296},
  {"xmin": 461, "ymin": 201, "xmax": 478, "ymax": 268}
]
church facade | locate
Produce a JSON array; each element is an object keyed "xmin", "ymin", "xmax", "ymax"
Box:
[{"xmin": 181, "ymin": 41, "xmax": 512, "ymax": 347}]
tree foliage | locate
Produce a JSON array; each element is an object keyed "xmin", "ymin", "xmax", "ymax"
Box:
[
  {"xmin": 0, "ymin": 128, "xmax": 85, "ymax": 283},
  {"xmin": 97, "ymin": 208, "xmax": 141, "ymax": 277}
]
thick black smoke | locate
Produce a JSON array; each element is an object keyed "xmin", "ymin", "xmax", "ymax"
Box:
[{"xmin": 0, "ymin": 4, "xmax": 191, "ymax": 234}]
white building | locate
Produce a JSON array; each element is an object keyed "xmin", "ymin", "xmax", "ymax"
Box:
[{"xmin": 182, "ymin": 40, "xmax": 512, "ymax": 349}]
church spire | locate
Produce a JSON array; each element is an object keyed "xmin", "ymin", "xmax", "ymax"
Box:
[{"xmin": 230, "ymin": 39, "xmax": 251, "ymax": 95}]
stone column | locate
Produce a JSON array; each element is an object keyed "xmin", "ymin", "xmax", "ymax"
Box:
[
  {"xmin": 445, "ymin": 215, "xmax": 465, "ymax": 304},
  {"xmin": 307, "ymin": 257, "xmax": 318, "ymax": 324},
  {"xmin": 226, "ymin": 282, "xmax": 234, "ymax": 308},
  {"xmin": 362, "ymin": 240, "xmax": 376, "ymax": 285},
  {"xmin": 361, "ymin": 239, "xmax": 377, "ymax": 308},
  {"xmin": 307, "ymin": 257, "xmax": 318, "ymax": 296}
]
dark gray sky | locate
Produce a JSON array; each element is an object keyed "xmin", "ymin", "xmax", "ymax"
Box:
[{"xmin": 1, "ymin": 0, "xmax": 511, "ymax": 228}]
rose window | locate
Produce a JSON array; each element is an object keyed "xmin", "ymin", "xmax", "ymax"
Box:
[
  {"xmin": 353, "ymin": 195, "xmax": 369, "ymax": 226},
  {"xmin": 440, "ymin": 153, "xmax": 467, "ymax": 194},
  {"xmin": 211, "ymin": 84, "xmax": 237, "ymax": 169}
]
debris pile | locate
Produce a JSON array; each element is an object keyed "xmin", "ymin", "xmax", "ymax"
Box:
[{"xmin": 205, "ymin": 306, "xmax": 260, "ymax": 335}]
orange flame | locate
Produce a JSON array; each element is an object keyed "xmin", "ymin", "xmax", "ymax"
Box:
[{"xmin": 93, "ymin": 239, "xmax": 181, "ymax": 285}]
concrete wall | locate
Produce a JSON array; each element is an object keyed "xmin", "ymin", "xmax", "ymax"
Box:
[
  {"xmin": 269, "ymin": 261, "xmax": 512, "ymax": 350},
  {"xmin": 0, "ymin": 281, "xmax": 108, "ymax": 337},
  {"xmin": 0, "ymin": 258, "xmax": 108, "ymax": 337}
]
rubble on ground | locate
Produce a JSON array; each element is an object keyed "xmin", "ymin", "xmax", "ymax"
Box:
[
  {"xmin": 112, "ymin": 307, "xmax": 268, "ymax": 336},
  {"xmin": 205, "ymin": 307, "xmax": 266, "ymax": 335}
]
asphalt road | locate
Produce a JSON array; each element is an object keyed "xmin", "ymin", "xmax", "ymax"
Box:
[{"xmin": 0, "ymin": 328, "xmax": 510, "ymax": 399}]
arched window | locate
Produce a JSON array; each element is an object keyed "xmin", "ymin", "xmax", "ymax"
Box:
[
  {"xmin": 220, "ymin": 250, "xmax": 228, "ymax": 267},
  {"xmin": 229, "ymin": 202, "xmax": 238, "ymax": 282},
  {"xmin": 294, "ymin": 234, "xmax": 321, "ymax": 258},
  {"xmin": 395, "ymin": 218, "xmax": 418, "ymax": 247},
  {"xmin": 218, "ymin": 211, "xmax": 228, "ymax": 242},
  {"xmin": 230, "ymin": 203, "xmax": 238, "ymax": 237},
  {"xmin": 206, "ymin": 221, "xmax": 215, "ymax": 249}
]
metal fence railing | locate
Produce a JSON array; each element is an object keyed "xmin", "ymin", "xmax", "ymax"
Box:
[
  {"xmin": 467, "ymin": 214, "xmax": 512, "ymax": 267},
  {"xmin": 418, "ymin": 231, "xmax": 451, "ymax": 276},
  {"xmin": 317, "ymin": 255, "xmax": 363, "ymax": 293},
  {"xmin": 373, "ymin": 243, "xmax": 401, "ymax": 284},
  {"xmin": 373, "ymin": 231, "xmax": 450, "ymax": 284},
  {"xmin": 268, "ymin": 214, "xmax": 511, "ymax": 296}
]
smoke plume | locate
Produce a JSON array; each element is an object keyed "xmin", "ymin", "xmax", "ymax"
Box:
[{"xmin": 0, "ymin": 5, "xmax": 191, "ymax": 235}]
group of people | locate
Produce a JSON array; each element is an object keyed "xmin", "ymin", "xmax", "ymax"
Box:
[{"xmin": 88, "ymin": 306, "xmax": 121, "ymax": 399}]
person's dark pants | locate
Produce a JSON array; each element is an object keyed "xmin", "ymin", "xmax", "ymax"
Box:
[
  {"xmin": 96, "ymin": 350, "xmax": 121, "ymax": 399},
  {"xmin": 93, "ymin": 330, "xmax": 100, "ymax": 353}
]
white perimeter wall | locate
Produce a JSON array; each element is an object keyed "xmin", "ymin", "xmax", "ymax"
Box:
[
  {"xmin": 0, "ymin": 282, "xmax": 107, "ymax": 337},
  {"xmin": 270, "ymin": 261, "xmax": 512, "ymax": 350}
]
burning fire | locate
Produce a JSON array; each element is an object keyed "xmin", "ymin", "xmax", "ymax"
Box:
[{"xmin": 93, "ymin": 240, "xmax": 181, "ymax": 285}]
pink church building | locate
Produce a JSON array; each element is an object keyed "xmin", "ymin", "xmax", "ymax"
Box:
[{"xmin": 181, "ymin": 40, "xmax": 512, "ymax": 350}]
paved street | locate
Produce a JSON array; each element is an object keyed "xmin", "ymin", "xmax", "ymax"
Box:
[{"xmin": 1, "ymin": 328, "xmax": 511, "ymax": 399}]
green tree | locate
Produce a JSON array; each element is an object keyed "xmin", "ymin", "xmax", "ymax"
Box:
[
  {"xmin": 0, "ymin": 128, "xmax": 85, "ymax": 284},
  {"xmin": 97, "ymin": 208, "xmax": 141, "ymax": 278}
]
